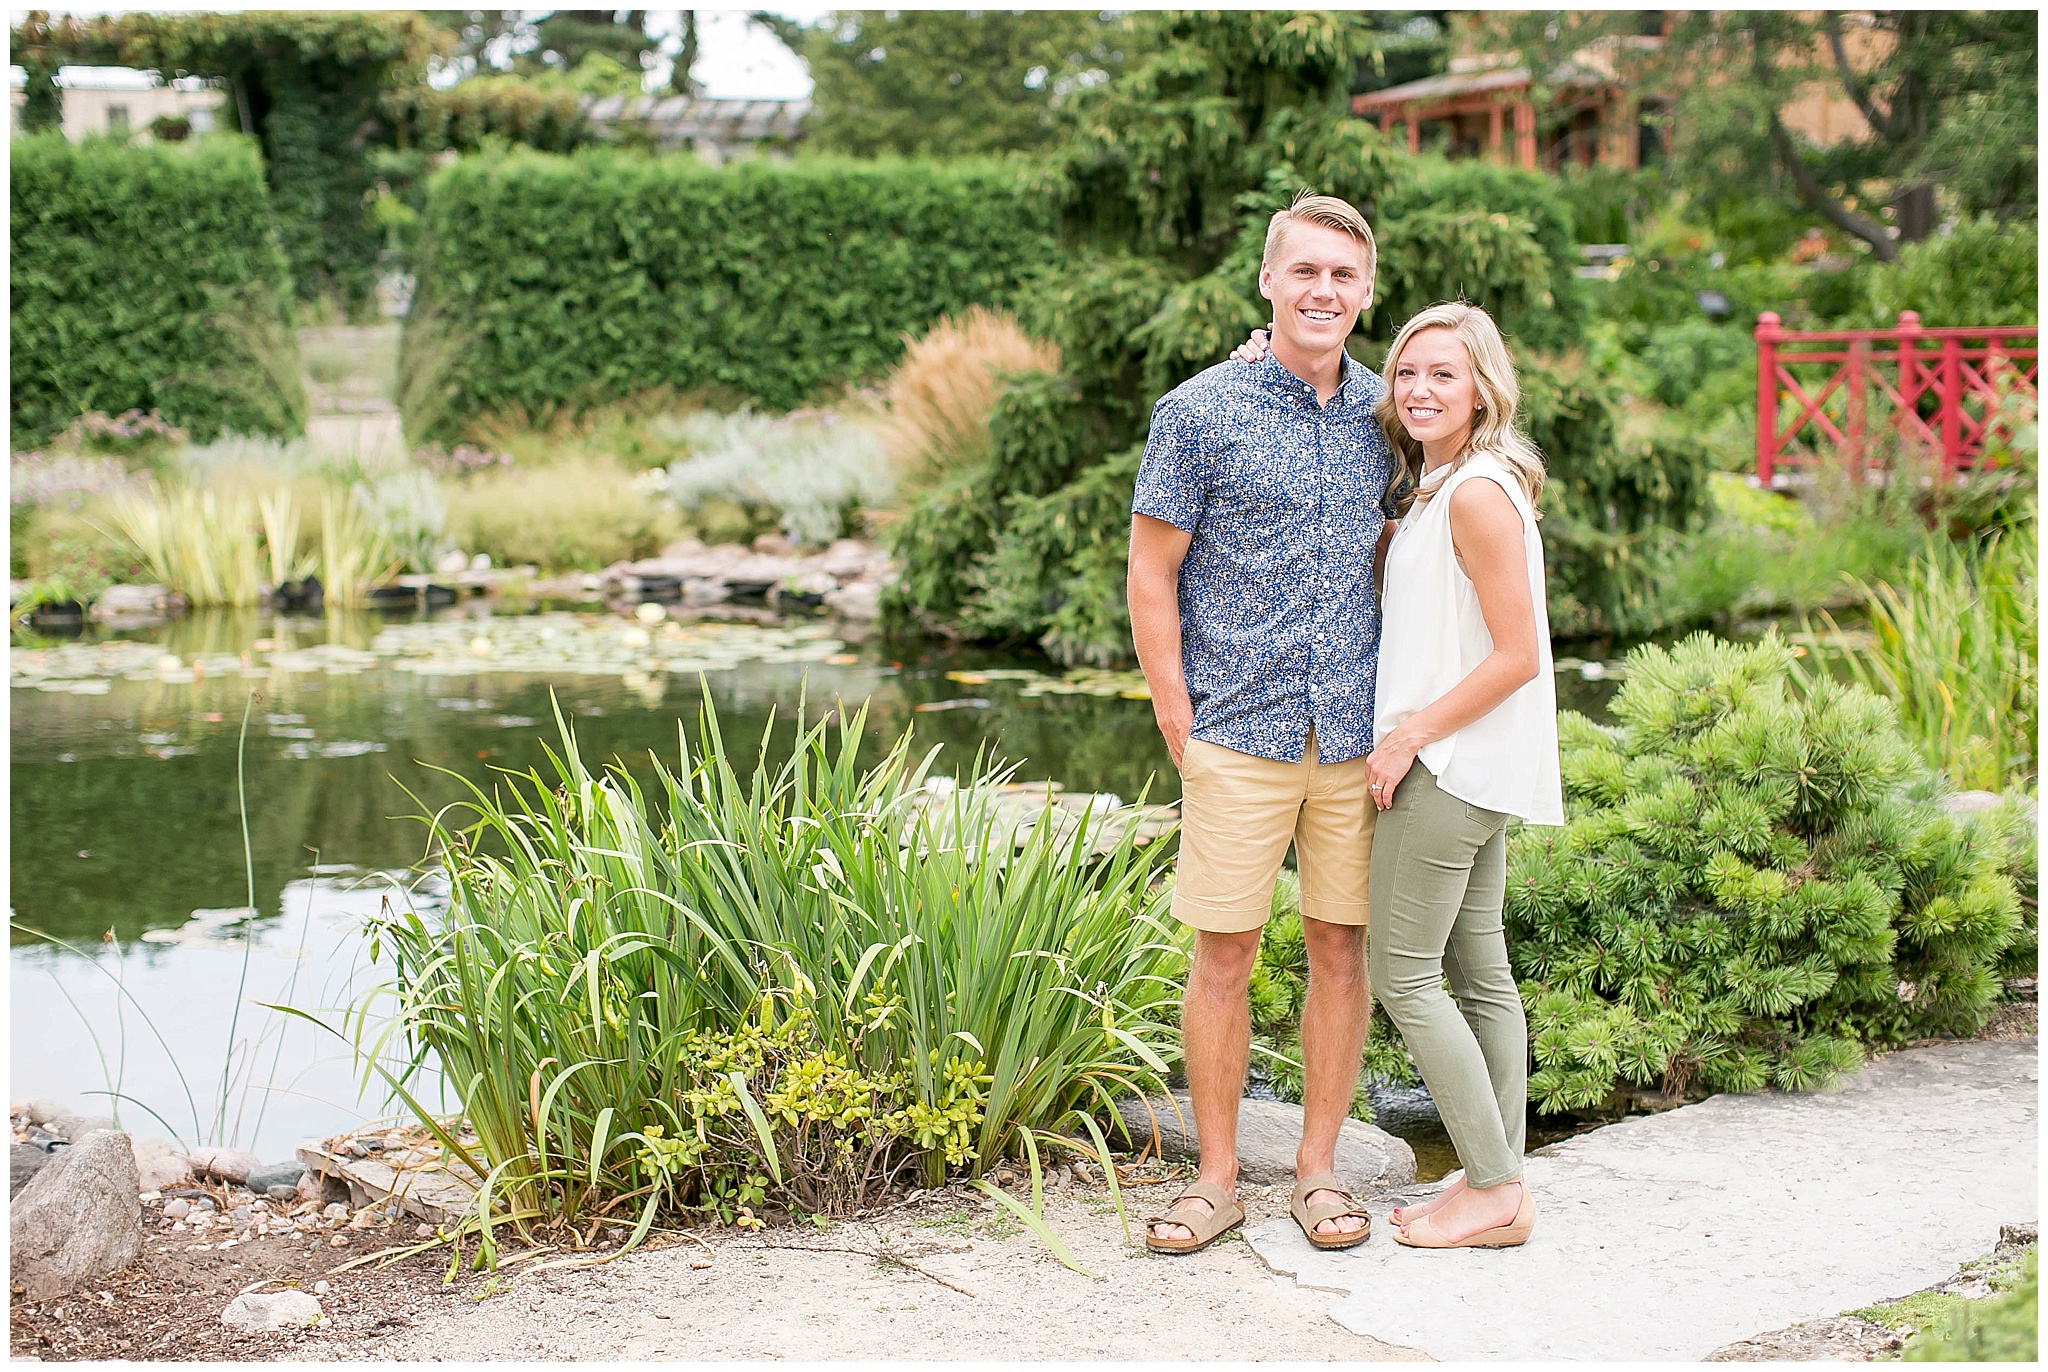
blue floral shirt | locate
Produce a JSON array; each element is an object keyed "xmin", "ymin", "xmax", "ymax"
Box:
[{"xmin": 1131, "ymin": 350, "xmax": 1396, "ymax": 765}]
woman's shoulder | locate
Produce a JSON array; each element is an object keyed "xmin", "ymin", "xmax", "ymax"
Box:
[{"xmin": 1445, "ymin": 453, "xmax": 1534, "ymax": 513}]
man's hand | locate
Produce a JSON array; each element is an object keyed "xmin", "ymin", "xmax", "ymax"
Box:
[
  {"xmin": 1153, "ymin": 691, "xmax": 1195, "ymax": 770},
  {"xmin": 1128, "ymin": 514, "xmax": 1196, "ymax": 769}
]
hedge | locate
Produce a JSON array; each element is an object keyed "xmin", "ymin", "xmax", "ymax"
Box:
[
  {"xmin": 10, "ymin": 133, "xmax": 304, "ymax": 445},
  {"xmin": 402, "ymin": 149, "xmax": 1062, "ymax": 442}
]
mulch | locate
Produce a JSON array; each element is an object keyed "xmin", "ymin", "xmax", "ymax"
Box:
[{"xmin": 5, "ymin": 1196, "xmax": 634, "ymax": 1362}]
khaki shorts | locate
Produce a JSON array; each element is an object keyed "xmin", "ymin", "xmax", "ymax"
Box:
[{"xmin": 1172, "ymin": 731, "xmax": 1375, "ymax": 934}]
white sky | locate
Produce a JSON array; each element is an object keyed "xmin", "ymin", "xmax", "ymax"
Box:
[{"xmin": 13, "ymin": 7, "xmax": 832, "ymax": 101}]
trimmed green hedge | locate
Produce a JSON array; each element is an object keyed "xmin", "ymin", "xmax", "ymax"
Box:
[
  {"xmin": 10, "ymin": 133, "xmax": 304, "ymax": 445},
  {"xmin": 402, "ymin": 149, "xmax": 1062, "ymax": 441}
]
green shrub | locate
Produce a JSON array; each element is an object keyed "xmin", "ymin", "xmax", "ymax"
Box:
[
  {"xmin": 1903, "ymin": 1247, "xmax": 2038, "ymax": 1362},
  {"xmin": 1508, "ymin": 633, "xmax": 2025, "ymax": 1113},
  {"xmin": 1864, "ymin": 217, "xmax": 2040, "ymax": 329},
  {"xmin": 360, "ymin": 701, "xmax": 1184, "ymax": 1238},
  {"xmin": 10, "ymin": 134, "xmax": 305, "ymax": 445},
  {"xmin": 445, "ymin": 459, "xmax": 679, "ymax": 572},
  {"xmin": 402, "ymin": 149, "xmax": 1060, "ymax": 442},
  {"xmin": 663, "ymin": 409, "xmax": 889, "ymax": 547}
]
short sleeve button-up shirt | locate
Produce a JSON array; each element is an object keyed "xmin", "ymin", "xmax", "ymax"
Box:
[{"xmin": 1131, "ymin": 350, "xmax": 1396, "ymax": 765}]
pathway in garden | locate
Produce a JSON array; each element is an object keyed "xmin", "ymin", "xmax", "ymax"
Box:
[{"xmin": 1246, "ymin": 1038, "xmax": 2039, "ymax": 1362}]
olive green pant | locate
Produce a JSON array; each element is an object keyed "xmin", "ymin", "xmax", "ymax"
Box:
[{"xmin": 1367, "ymin": 763, "xmax": 1526, "ymax": 1189}]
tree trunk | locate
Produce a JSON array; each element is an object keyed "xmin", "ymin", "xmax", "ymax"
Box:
[
  {"xmin": 1768, "ymin": 114, "xmax": 1899, "ymax": 263},
  {"xmin": 1892, "ymin": 181, "xmax": 1938, "ymax": 244}
]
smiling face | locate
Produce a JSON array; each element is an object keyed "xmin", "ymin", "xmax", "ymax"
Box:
[
  {"xmin": 1258, "ymin": 220, "xmax": 1373, "ymax": 359},
  {"xmin": 1390, "ymin": 326, "xmax": 1482, "ymax": 460}
]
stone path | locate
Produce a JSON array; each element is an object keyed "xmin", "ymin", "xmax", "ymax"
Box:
[{"xmin": 1247, "ymin": 1040, "xmax": 2038, "ymax": 1362}]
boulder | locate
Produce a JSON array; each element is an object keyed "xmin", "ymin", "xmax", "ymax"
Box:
[
  {"xmin": 9, "ymin": 1130, "xmax": 142, "ymax": 1301},
  {"xmin": 246, "ymin": 1160, "xmax": 308, "ymax": 1195},
  {"xmin": 220, "ymin": 1290, "xmax": 323, "ymax": 1334},
  {"xmin": 1111, "ymin": 1091, "xmax": 1416, "ymax": 1195},
  {"xmin": 48, "ymin": 1112, "xmax": 117, "ymax": 1144},
  {"xmin": 137, "ymin": 1154, "xmax": 193, "ymax": 1194},
  {"xmin": 23, "ymin": 1100, "xmax": 64, "ymax": 1126},
  {"xmin": 186, "ymin": 1146, "xmax": 262, "ymax": 1185},
  {"xmin": 816, "ymin": 539, "xmax": 870, "ymax": 581},
  {"xmin": 12, "ymin": 1143, "xmax": 53, "ymax": 1197},
  {"xmin": 823, "ymin": 581, "xmax": 882, "ymax": 621},
  {"xmin": 130, "ymin": 1137, "xmax": 177, "ymax": 1165}
]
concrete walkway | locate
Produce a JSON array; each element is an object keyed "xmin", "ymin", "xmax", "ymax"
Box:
[{"xmin": 1247, "ymin": 1040, "xmax": 2038, "ymax": 1362}]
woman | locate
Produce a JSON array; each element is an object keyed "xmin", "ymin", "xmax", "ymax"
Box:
[{"xmin": 1234, "ymin": 301, "xmax": 1563, "ymax": 1248}]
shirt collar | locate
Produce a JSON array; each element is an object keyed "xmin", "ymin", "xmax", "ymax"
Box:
[{"xmin": 1254, "ymin": 347, "xmax": 1366, "ymax": 403}]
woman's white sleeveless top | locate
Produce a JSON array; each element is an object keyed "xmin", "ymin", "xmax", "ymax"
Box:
[{"xmin": 1375, "ymin": 454, "xmax": 1565, "ymax": 825}]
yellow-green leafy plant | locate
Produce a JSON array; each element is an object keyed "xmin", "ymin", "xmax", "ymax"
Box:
[
  {"xmin": 344, "ymin": 697, "xmax": 1183, "ymax": 1257},
  {"xmin": 869, "ymin": 307, "xmax": 1060, "ymax": 499}
]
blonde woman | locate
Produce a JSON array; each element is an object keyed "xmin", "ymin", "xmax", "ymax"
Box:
[{"xmin": 1232, "ymin": 301, "xmax": 1563, "ymax": 1248}]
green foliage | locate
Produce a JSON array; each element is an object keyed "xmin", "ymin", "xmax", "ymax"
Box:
[
  {"xmin": 1812, "ymin": 531, "xmax": 2038, "ymax": 792},
  {"xmin": 382, "ymin": 76, "xmax": 591, "ymax": 154},
  {"xmin": 783, "ymin": 10, "xmax": 1136, "ymax": 158},
  {"xmin": 361, "ymin": 699, "xmax": 1184, "ymax": 1236},
  {"xmin": 445, "ymin": 459, "xmax": 679, "ymax": 573},
  {"xmin": 1903, "ymin": 1247, "xmax": 2038, "ymax": 1362},
  {"xmin": 20, "ymin": 10, "xmax": 447, "ymax": 307},
  {"xmin": 1862, "ymin": 217, "xmax": 2041, "ymax": 329},
  {"xmin": 663, "ymin": 409, "xmax": 888, "ymax": 547},
  {"xmin": 10, "ymin": 134, "xmax": 305, "ymax": 445},
  {"xmin": 403, "ymin": 149, "xmax": 1059, "ymax": 443},
  {"xmin": 1509, "ymin": 633, "xmax": 2024, "ymax": 1113}
]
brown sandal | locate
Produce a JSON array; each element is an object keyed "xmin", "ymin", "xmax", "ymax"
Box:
[
  {"xmin": 1144, "ymin": 1180, "xmax": 1245, "ymax": 1255},
  {"xmin": 1290, "ymin": 1173, "xmax": 1372, "ymax": 1250},
  {"xmin": 1393, "ymin": 1181, "xmax": 1534, "ymax": 1249}
]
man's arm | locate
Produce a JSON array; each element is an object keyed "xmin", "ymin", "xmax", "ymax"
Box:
[{"xmin": 1128, "ymin": 513, "xmax": 1196, "ymax": 769}]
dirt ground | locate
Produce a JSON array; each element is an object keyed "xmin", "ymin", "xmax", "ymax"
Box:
[{"xmin": 10, "ymin": 1175, "xmax": 1424, "ymax": 1363}]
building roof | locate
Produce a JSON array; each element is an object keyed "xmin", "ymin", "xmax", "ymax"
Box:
[
  {"xmin": 1353, "ymin": 60, "xmax": 1609, "ymax": 112},
  {"xmin": 582, "ymin": 94, "xmax": 808, "ymax": 143}
]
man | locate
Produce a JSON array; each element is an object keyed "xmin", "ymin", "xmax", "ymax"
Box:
[{"xmin": 1127, "ymin": 192, "xmax": 1395, "ymax": 1254}]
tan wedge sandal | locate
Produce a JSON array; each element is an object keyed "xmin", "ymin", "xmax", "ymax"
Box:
[
  {"xmin": 1393, "ymin": 1180, "xmax": 1534, "ymax": 1249},
  {"xmin": 1144, "ymin": 1180, "xmax": 1244, "ymax": 1255},
  {"xmin": 1290, "ymin": 1173, "xmax": 1372, "ymax": 1250}
]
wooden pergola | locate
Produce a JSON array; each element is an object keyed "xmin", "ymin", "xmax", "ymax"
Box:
[{"xmin": 1352, "ymin": 63, "xmax": 1637, "ymax": 173}]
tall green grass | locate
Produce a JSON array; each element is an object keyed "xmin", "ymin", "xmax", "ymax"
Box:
[
  {"xmin": 1817, "ymin": 532, "xmax": 2038, "ymax": 792},
  {"xmin": 355, "ymin": 698, "xmax": 1184, "ymax": 1240}
]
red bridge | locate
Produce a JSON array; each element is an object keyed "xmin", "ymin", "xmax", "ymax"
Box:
[{"xmin": 1755, "ymin": 311, "xmax": 2038, "ymax": 486}]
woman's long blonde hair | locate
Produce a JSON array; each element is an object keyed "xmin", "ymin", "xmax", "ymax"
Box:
[{"xmin": 1374, "ymin": 301, "xmax": 1545, "ymax": 516}]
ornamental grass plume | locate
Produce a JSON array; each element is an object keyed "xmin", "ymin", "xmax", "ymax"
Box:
[{"xmin": 870, "ymin": 307, "xmax": 1060, "ymax": 499}]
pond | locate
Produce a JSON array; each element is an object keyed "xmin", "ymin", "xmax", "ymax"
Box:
[{"xmin": 9, "ymin": 601, "xmax": 1625, "ymax": 1168}]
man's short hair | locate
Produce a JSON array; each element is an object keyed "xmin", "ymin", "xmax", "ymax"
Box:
[{"xmin": 1263, "ymin": 190, "xmax": 1377, "ymax": 280}]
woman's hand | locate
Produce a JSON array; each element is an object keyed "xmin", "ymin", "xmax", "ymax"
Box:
[
  {"xmin": 1367, "ymin": 727, "xmax": 1423, "ymax": 811},
  {"xmin": 1228, "ymin": 325, "xmax": 1274, "ymax": 366}
]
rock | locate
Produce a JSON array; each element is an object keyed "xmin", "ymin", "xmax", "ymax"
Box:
[
  {"xmin": 92, "ymin": 584, "xmax": 174, "ymax": 617},
  {"xmin": 294, "ymin": 1171, "xmax": 322, "ymax": 1204},
  {"xmin": 162, "ymin": 1199, "xmax": 191, "ymax": 1221},
  {"xmin": 246, "ymin": 1160, "xmax": 307, "ymax": 1195},
  {"xmin": 434, "ymin": 549, "xmax": 471, "ymax": 576},
  {"xmin": 823, "ymin": 580, "xmax": 882, "ymax": 621},
  {"xmin": 12, "ymin": 1143, "xmax": 54, "ymax": 1197},
  {"xmin": 9, "ymin": 1131, "xmax": 143, "ymax": 1301},
  {"xmin": 469, "ymin": 552, "xmax": 492, "ymax": 572},
  {"xmin": 313, "ymin": 1280, "xmax": 331, "ymax": 1295},
  {"xmin": 186, "ymin": 1146, "xmax": 261, "ymax": 1184},
  {"xmin": 24, "ymin": 1100, "xmax": 64, "ymax": 1126},
  {"xmin": 136, "ymin": 1155, "xmax": 192, "ymax": 1194},
  {"xmin": 220, "ymin": 1290, "xmax": 322, "ymax": 1334},
  {"xmin": 321, "ymin": 1202, "xmax": 349, "ymax": 1221},
  {"xmin": 1111, "ymin": 1091, "xmax": 1416, "ymax": 1194},
  {"xmin": 751, "ymin": 533, "xmax": 793, "ymax": 557},
  {"xmin": 816, "ymin": 539, "xmax": 870, "ymax": 580},
  {"xmin": 48, "ymin": 1113, "xmax": 116, "ymax": 1144},
  {"xmin": 129, "ymin": 1137, "xmax": 176, "ymax": 1166}
]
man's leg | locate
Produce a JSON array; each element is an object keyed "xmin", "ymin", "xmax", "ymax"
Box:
[
  {"xmin": 1151, "ymin": 739, "xmax": 1302, "ymax": 1244},
  {"xmin": 1149, "ymin": 926, "xmax": 1265, "ymax": 1241},
  {"xmin": 1289, "ymin": 737, "xmax": 1375, "ymax": 1235},
  {"xmin": 1295, "ymin": 916, "xmax": 1369, "ymax": 1234}
]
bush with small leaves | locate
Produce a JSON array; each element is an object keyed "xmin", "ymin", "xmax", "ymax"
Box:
[{"xmin": 1506, "ymin": 631, "xmax": 2025, "ymax": 1113}]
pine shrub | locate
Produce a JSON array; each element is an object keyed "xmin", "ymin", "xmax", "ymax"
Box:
[{"xmin": 1508, "ymin": 632, "xmax": 2026, "ymax": 1112}]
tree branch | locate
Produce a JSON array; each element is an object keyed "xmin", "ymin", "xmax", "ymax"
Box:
[
  {"xmin": 1823, "ymin": 12, "xmax": 1899, "ymax": 143},
  {"xmin": 1768, "ymin": 114, "xmax": 1898, "ymax": 262}
]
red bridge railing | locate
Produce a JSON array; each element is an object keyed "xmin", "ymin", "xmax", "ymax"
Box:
[{"xmin": 1755, "ymin": 311, "xmax": 2038, "ymax": 487}]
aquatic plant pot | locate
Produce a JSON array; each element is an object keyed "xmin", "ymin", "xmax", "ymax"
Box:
[
  {"xmin": 724, "ymin": 578, "xmax": 777, "ymax": 601},
  {"xmin": 773, "ymin": 587, "xmax": 827, "ymax": 610},
  {"xmin": 422, "ymin": 584, "xmax": 460, "ymax": 607},
  {"xmin": 635, "ymin": 574, "xmax": 683, "ymax": 600},
  {"xmin": 26, "ymin": 601, "xmax": 87, "ymax": 629},
  {"xmin": 365, "ymin": 584, "xmax": 420, "ymax": 610},
  {"xmin": 273, "ymin": 576, "xmax": 324, "ymax": 612}
]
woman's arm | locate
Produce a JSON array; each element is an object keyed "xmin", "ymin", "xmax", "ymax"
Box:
[{"xmin": 1367, "ymin": 476, "xmax": 1539, "ymax": 809}]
